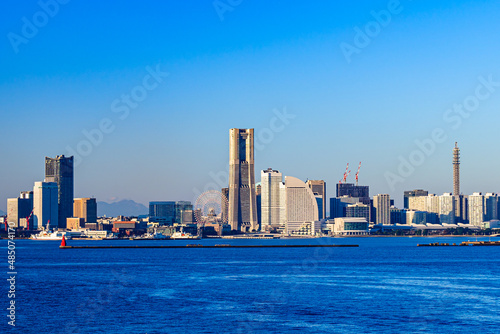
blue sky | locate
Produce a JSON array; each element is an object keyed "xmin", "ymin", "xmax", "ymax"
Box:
[{"xmin": 1, "ymin": 0, "xmax": 500, "ymax": 211}]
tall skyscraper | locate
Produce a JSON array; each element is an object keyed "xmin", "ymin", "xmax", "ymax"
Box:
[
  {"xmin": 73, "ymin": 198, "xmax": 97, "ymax": 224},
  {"xmin": 261, "ymin": 168, "xmax": 286, "ymax": 231},
  {"xmin": 453, "ymin": 142, "xmax": 460, "ymax": 195},
  {"xmin": 439, "ymin": 193, "xmax": 455, "ymax": 224},
  {"xmin": 468, "ymin": 192, "xmax": 485, "ymax": 226},
  {"xmin": 306, "ymin": 180, "xmax": 326, "ymax": 220},
  {"xmin": 45, "ymin": 155, "xmax": 74, "ymax": 228},
  {"xmin": 228, "ymin": 128, "xmax": 258, "ymax": 232},
  {"xmin": 33, "ymin": 181, "xmax": 58, "ymax": 230},
  {"xmin": 373, "ymin": 194, "xmax": 390, "ymax": 225}
]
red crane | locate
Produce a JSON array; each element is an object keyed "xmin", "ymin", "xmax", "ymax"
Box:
[
  {"xmin": 26, "ymin": 209, "xmax": 34, "ymax": 231},
  {"xmin": 339, "ymin": 163, "xmax": 349, "ymax": 184},
  {"xmin": 355, "ymin": 162, "xmax": 362, "ymax": 186}
]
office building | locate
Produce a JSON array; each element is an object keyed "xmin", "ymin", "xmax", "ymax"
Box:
[
  {"xmin": 228, "ymin": 128, "xmax": 258, "ymax": 232},
  {"xmin": 390, "ymin": 207, "xmax": 406, "ymax": 225},
  {"xmin": 454, "ymin": 195, "xmax": 467, "ymax": 224},
  {"xmin": 73, "ymin": 198, "xmax": 97, "ymax": 224},
  {"xmin": 373, "ymin": 194, "xmax": 390, "ymax": 225},
  {"xmin": 306, "ymin": 180, "xmax": 326, "ymax": 220},
  {"xmin": 406, "ymin": 210, "xmax": 427, "ymax": 225},
  {"xmin": 67, "ymin": 217, "xmax": 85, "ymax": 230},
  {"xmin": 149, "ymin": 201, "xmax": 176, "ymax": 224},
  {"xmin": 175, "ymin": 201, "xmax": 193, "ymax": 224},
  {"xmin": 403, "ymin": 189, "xmax": 428, "ymax": 209},
  {"xmin": 346, "ymin": 203, "xmax": 370, "ymax": 222},
  {"xmin": 468, "ymin": 193, "xmax": 485, "ymax": 227},
  {"xmin": 336, "ymin": 183, "xmax": 370, "ymax": 204},
  {"xmin": 6, "ymin": 191, "xmax": 33, "ymax": 229},
  {"xmin": 484, "ymin": 193, "xmax": 498, "ymax": 221},
  {"xmin": 45, "ymin": 155, "xmax": 74, "ymax": 228},
  {"xmin": 285, "ymin": 176, "xmax": 319, "ymax": 234},
  {"xmin": 33, "ymin": 181, "xmax": 58, "ymax": 230},
  {"xmin": 330, "ymin": 196, "xmax": 363, "ymax": 219},
  {"xmin": 261, "ymin": 168, "xmax": 286, "ymax": 231}
]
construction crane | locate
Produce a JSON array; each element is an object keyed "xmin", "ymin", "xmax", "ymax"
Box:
[
  {"xmin": 355, "ymin": 162, "xmax": 362, "ymax": 186},
  {"xmin": 339, "ymin": 163, "xmax": 349, "ymax": 184},
  {"xmin": 26, "ymin": 209, "xmax": 34, "ymax": 231},
  {"xmin": 341, "ymin": 163, "xmax": 351, "ymax": 184}
]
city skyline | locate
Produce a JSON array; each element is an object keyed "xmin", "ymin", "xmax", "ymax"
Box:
[{"xmin": 2, "ymin": 1, "xmax": 500, "ymax": 210}]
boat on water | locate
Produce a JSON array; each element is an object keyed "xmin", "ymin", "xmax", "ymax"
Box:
[
  {"xmin": 134, "ymin": 230, "xmax": 170, "ymax": 240},
  {"xmin": 31, "ymin": 230, "xmax": 72, "ymax": 240},
  {"xmin": 171, "ymin": 228, "xmax": 201, "ymax": 240},
  {"xmin": 171, "ymin": 232, "xmax": 201, "ymax": 240}
]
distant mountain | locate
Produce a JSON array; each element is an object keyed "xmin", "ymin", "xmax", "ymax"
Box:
[{"xmin": 97, "ymin": 200, "xmax": 148, "ymax": 217}]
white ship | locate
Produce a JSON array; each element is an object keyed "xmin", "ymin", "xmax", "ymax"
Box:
[
  {"xmin": 171, "ymin": 227, "xmax": 201, "ymax": 240},
  {"xmin": 30, "ymin": 230, "xmax": 72, "ymax": 240}
]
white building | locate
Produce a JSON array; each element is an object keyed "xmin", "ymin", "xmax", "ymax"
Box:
[
  {"xmin": 468, "ymin": 192, "xmax": 485, "ymax": 227},
  {"xmin": 285, "ymin": 176, "xmax": 318, "ymax": 234},
  {"xmin": 373, "ymin": 194, "xmax": 390, "ymax": 225},
  {"xmin": 33, "ymin": 181, "xmax": 58, "ymax": 230},
  {"xmin": 333, "ymin": 217, "xmax": 369, "ymax": 236},
  {"xmin": 260, "ymin": 168, "xmax": 286, "ymax": 231},
  {"xmin": 439, "ymin": 193, "xmax": 455, "ymax": 224}
]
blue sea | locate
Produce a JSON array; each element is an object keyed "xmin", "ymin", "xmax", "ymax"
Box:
[{"xmin": 3, "ymin": 236, "xmax": 500, "ymax": 333}]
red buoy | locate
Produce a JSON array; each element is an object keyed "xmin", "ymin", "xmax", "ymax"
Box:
[{"xmin": 61, "ymin": 235, "xmax": 66, "ymax": 247}]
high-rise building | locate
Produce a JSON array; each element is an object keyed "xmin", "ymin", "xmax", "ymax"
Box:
[
  {"xmin": 373, "ymin": 194, "xmax": 390, "ymax": 225},
  {"xmin": 45, "ymin": 155, "xmax": 74, "ymax": 228},
  {"xmin": 221, "ymin": 187, "xmax": 229, "ymax": 223},
  {"xmin": 330, "ymin": 196, "xmax": 362, "ymax": 219},
  {"xmin": 453, "ymin": 142, "xmax": 460, "ymax": 195},
  {"xmin": 484, "ymin": 193, "xmax": 498, "ymax": 221},
  {"xmin": 454, "ymin": 195, "xmax": 467, "ymax": 224},
  {"xmin": 228, "ymin": 128, "xmax": 258, "ymax": 232},
  {"xmin": 7, "ymin": 192, "xmax": 34, "ymax": 229},
  {"xmin": 336, "ymin": 183, "xmax": 370, "ymax": 204},
  {"xmin": 306, "ymin": 180, "xmax": 326, "ymax": 220},
  {"xmin": 390, "ymin": 207, "xmax": 406, "ymax": 225},
  {"xmin": 468, "ymin": 193, "xmax": 485, "ymax": 227},
  {"xmin": 439, "ymin": 193, "xmax": 455, "ymax": 224},
  {"xmin": 175, "ymin": 201, "xmax": 193, "ymax": 224},
  {"xmin": 285, "ymin": 176, "xmax": 319, "ymax": 234},
  {"xmin": 346, "ymin": 203, "xmax": 370, "ymax": 222},
  {"xmin": 73, "ymin": 198, "xmax": 97, "ymax": 224},
  {"xmin": 256, "ymin": 183, "xmax": 262, "ymax": 227},
  {"xmin": 403, "ymin": 189, "xmax": 428, "ymax": 209},
  {"xmin": 149, "ymin": 201, "xmax": 176, "ymax": 224},
  {"xmin": 33, "ymin": 181, "xmax": 58, "ymax": 230},
  {"xmin": 260, "ymin": 168, "xmax": 286, "ymax": 231}
]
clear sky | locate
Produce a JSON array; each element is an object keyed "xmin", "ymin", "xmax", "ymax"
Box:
[{"xmin": 1, "ymin": 0, "xmax": 500, "ymax": 211}]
